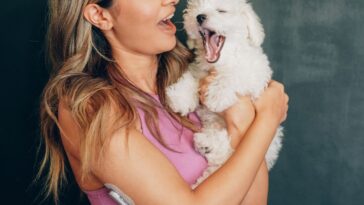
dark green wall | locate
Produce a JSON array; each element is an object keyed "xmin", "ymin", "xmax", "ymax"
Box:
[
  {"xmin": 178, "ymin": 0, "xmax": 364, "ymax": 204},
  {"xmin": 1, "ymin": 0, "xmax": 363, "ymax": 204},
  {"xmin": 255, "ymin": 1, "xmax": 364, "ymax": 204}
]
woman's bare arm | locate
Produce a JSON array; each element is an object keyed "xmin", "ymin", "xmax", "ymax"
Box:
[
  {"xmin": 59, "ymin": 111, "xmax": 279, "ymax": 205},
  {"xmin": 224, "ymin": 100, "xmax": 269, "ymax": 205},
  {"xmin": 59, "ymin": 80, "xmax": 288, "ymax": 205},
  {"xmin": 192, "ymin": 114, "xmax": 279, "ymax": 205},
  {"xmin": 240, "ymin": 161, "xmax": 269, "ymax": 205},
  {"xmin": 198, "ymin": 71, "xmax": 270, "ymax": 205}
]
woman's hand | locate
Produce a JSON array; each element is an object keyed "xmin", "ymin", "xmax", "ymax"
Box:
[
  {"xmin": 198, "ymin": 69, "xmax": 218, "ymax": 104},
  {"xmin": 253, "ymin": 80, "xmax": 289, "ymax": 127},
  {"xmin": 198, "ymin": 69, "xmax": 256, "ymax": 148}
]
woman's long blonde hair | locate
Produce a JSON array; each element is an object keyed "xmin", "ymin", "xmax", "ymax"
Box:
[{"xmin": 36, "ymin": 0, "xmax": 197, "ymax": 203}]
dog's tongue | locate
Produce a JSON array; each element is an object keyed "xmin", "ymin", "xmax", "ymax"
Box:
[{"xmin": 204, "ymin": 32, "xmax": 225, "ymax": 63}]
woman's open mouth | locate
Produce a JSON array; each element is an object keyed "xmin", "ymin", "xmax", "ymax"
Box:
[
  {"xmin": 157, "ymin": 13, "xmax": 176, "ymax": 34},
  {"xmin": 199, "ymin": 27, "xmax": 226, "ymax": 63}
]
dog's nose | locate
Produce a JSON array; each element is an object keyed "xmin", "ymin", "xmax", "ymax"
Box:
[{"xmin": 196, "ymin": 14, "xmax": 207, "ymax": 25}]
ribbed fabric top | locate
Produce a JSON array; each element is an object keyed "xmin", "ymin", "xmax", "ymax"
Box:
[{"xmin": 83, "ymin": 94, "xmax": 208, "ymax": 205}]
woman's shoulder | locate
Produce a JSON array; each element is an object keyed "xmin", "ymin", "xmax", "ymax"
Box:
[
  {"xmin": 57, "ymin": 97, "xmax": 83, "ymax": 159},
  {"xmin": 57, "ymin": 94, "xmax": 138, "ymax": 157},
  {"xmin": 58, "ymin": 97, "xmax": 107, "ymax": 190},
  {"xmin": 60, "ymin": 93, "xmax": 143, "ymax": 139},
  {"xmin": 57, "ymin": 95, "xmax": 140, "ymax": 189}
]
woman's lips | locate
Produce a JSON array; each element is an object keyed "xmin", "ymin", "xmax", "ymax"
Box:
[{"xmin": 157, "ymin": 19, "xmax": 176, "ymax": 34}]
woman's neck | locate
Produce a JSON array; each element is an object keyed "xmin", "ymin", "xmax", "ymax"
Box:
[{"xmin": 112, "ymin": 47, "xmax": 159, "ymax": 95}]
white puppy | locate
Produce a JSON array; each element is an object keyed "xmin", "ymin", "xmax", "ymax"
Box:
[{"xmin": 166, "ymin": 0, "xmax": 285, "ymax": 189}]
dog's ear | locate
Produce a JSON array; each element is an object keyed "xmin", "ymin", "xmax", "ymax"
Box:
[{"xmin": 243, "ymin": 3, "xmax": 265, "ymax": 46}]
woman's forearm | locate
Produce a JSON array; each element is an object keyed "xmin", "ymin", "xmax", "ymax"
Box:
[
  {"xmin": 228, "ymin": 114, "xmax": 269, "ymax": 205},
  {"xmin": 227, "ymin": 116, "xmax": 254, "ymax": 149},
  {"xmin": 228, "ymin": 118, "xmax": 269, "ymax": 205},
  {"xmin": 239, "ymin": 160, "xmax": 269, "ymax": 205},
  {"xmin": 192, "ymin": 115, "xmax": 277, "ymax": 205}
]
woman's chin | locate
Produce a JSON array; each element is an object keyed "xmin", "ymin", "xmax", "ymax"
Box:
[
  {"xmin": 167, "ymin": 36, "xmax": 177, "ymax": 50},
  {"xmin": 159, "ymin": 36, "xmax": 177, "ymax": 53}
]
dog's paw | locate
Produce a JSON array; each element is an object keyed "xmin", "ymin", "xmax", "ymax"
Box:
[
  {"xmin": 166, "ymin": 72, "xmax": 199, "ymax": 116},
  {"xmin": 199, "ymin": 146, "xmax": 213, "ymax": 155},
  {"xmin": 194, "ymin": 129, "xmax": 234, "ymax": 166},
  {"xmin": 194, "ymin": 132, "xmax": 213, "ymax": 155}
]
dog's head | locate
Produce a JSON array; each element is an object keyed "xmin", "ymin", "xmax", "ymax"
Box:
[{"xmin": 183, "ymin": 0, "xmax": 265, "ymax": 63}]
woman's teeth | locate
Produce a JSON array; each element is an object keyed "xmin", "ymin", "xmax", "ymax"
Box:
[{"xmin": 162, "ymin": 13, "xmax": 174, "ymax": 22}]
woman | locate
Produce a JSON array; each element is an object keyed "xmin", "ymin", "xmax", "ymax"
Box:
[{"xmin": 37, "ymin": 0, "xmax": 289, "ymax": 204}]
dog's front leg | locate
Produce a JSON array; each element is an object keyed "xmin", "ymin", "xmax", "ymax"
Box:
[
  {"xmin": 194, "ymin": 128, "xmax": 234, "ymax": 166},
  {"xmin": 166, "ymin": 70, "xmax": 199, "ymax": 116}
]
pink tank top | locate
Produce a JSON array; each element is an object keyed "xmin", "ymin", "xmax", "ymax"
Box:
[{"xmin": 84, "ymin": 94, "xmax": 208, "ymax": 205}]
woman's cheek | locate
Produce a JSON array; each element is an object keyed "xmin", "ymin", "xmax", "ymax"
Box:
[{"xmin": 127, "ymin": 1, "xmax": 159, "ymax": 23}]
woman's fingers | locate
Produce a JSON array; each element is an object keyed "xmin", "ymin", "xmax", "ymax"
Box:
[
  {"xmin": 253, "ymin": 79, "xmax": 289, "ymax": 126},
  {"xmin": 199, "ymin": 70, "xmax": 217, "ymax": 104},
  {"xmin": 209, "ymin": 68, "xmax": 217, "ymax": 75},
  {"xmin": 282, "ymin": 91, "xmax": 289, "ymax": 123}
]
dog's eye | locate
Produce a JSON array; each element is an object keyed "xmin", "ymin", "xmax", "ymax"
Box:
[{"xmin": 217, "ymin": 9, "xmax": 227, "ymax": 13}]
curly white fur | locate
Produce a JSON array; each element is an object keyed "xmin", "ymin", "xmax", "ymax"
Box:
[{"xmin": 166, "ymin": 0, "xmax": 285, "ymax": 189}]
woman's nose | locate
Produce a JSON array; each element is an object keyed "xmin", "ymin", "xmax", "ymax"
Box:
[{"xmin": 162, "ymin": 0, "xmax": 179, "ymax": 6}]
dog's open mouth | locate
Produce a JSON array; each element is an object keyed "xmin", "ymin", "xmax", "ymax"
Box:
[{"xmin": 199, "ymin": 27, "xmax": 226, "ymax": 63}]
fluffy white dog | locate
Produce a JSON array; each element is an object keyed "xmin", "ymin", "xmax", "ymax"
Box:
[{"xmin": 166, "ymin": 0, "xmax": 284, "ymax": 189}]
